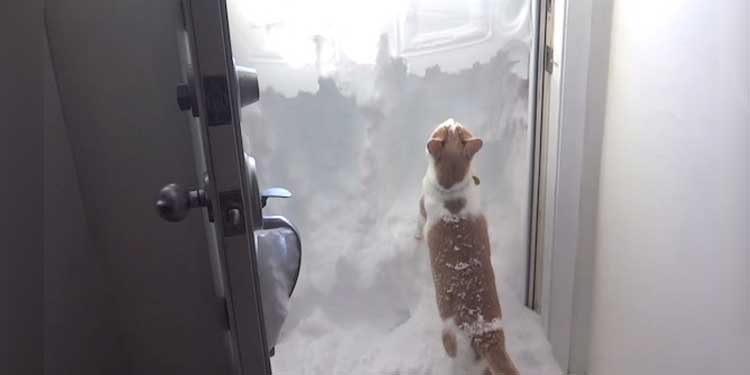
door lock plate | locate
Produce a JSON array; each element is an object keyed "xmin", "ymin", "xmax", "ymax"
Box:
[{"xmin": 219, "ymin": 189, "xmax": 245, "ymax": 237}]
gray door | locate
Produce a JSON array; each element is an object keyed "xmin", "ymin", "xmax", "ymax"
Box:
[{"xmin": 45, "ymin": 0, "xmax": 271, "ymax": 374}]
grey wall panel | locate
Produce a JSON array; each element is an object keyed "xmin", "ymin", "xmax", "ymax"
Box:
[
  {"xmin": 45, "ymin": 1, "xmax": 229, "ymax": 373},
  {"xmin": 44, "ymin": 29, "xmax": 126, "ymax": 375},
  {"xmin": 0, "ymin": 1, "xmax": 43, "ymax": 374}
]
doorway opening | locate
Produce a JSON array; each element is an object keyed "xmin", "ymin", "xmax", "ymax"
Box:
[{"xmin": 227, "ymin": 0, "xmax": 559, "ymax": 373}]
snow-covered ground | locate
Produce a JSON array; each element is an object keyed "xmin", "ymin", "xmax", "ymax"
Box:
[{"xmin": 230, "ymin": 1, "xmax": 562, "ymax": 373}]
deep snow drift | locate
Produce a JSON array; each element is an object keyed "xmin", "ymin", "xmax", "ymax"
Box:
[{"xmin": 230, "ymin": 0, "xmax": 561, "ymax": 373}]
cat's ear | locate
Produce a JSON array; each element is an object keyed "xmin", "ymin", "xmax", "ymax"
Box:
[
  {"xmin": 464, "ymin": 138, "xmax": 483, "ymax": 157},
  {"xmin": 427, "ymin": 139, "xmax": 443, "ymax": 157}
]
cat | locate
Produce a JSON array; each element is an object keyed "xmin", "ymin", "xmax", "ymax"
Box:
[{"xmin": 418, "ymin": 119, "xmax": 519, "ymax": 375}]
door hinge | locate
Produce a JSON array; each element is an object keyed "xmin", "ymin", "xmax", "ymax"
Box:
[{"xmin": 544, "ymin": 45, "xmax": 554, "ymax": 73}]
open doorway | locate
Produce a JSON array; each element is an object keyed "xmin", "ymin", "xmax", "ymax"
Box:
[{"xmin": 226, "ymin": 0, "xmax": 560, "ymax": 373}]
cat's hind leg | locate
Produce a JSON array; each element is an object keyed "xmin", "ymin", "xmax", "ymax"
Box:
[
  {"xmin": 442, "ymin": 327, "xmax": 458, "ymax": 357},
  {"xmin": 472, "ymin": 330, "xmax": 519, "ymax": 375}
]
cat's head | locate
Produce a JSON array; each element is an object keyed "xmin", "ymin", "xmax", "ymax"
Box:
[{"xmin": 426, "ymin": 118, "xmax": 483, "ymax": 190}]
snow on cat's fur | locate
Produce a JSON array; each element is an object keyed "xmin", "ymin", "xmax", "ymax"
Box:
[{"xmin": 419, "ymin": 119, "xmax": 519, "ymax": 375}]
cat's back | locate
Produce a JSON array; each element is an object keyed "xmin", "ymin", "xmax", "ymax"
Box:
[
  {"xmin": 427, "ymin": 214, "xmax": 500, "ymax": 322},
  {"xmin": 427, "ymin": 213, "xmax": 488, "ymax": 257}
]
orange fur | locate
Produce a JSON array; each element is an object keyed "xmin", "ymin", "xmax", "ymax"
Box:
[{"xmin": 421, "ymin": 120, "xmax": 519, "ymax": 375}]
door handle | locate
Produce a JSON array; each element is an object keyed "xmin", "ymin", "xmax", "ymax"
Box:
[
  {"xmin": 259, "ymin": 215, "xmax": 302, "ymax": 297},
  {"xmin": 260, "ymin": 187, "xmax": 292, "ymax": 208},
  {"xmin": 155, "ymin": 183, "xmax": 209, "ymax": 222}
]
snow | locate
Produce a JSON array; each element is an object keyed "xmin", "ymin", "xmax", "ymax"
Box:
[
  {"xmin": 448, "ymin": 262, "xmax": 470, "ymax": 271},
  {"xmin": 228, "ymin": 0, "xmax": 561, "ymax": 373}
]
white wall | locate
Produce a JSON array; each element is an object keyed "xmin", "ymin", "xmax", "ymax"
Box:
[
  {"xmin": 566, "ymin": 0, "xmax": 614, "ymax": 372},
  {"xmin": 588, "ymin": 1, "xmax": 750, "ymax": 374}
]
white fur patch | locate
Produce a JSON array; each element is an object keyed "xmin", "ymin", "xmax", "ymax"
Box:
[
  {"xmin": 442, "ymin": 318, "xmax": 494, "ymax": 375},
  {"xmin": 458, "ymin": 316, "xmax": 504, "ymax": 337},
  {"xmin": 421, "ymin": 161, "xmax": 481, "ymax": 238},
  {"xmin": 438, "ymin": 118, "xmax": 458, "ymax": 132}
]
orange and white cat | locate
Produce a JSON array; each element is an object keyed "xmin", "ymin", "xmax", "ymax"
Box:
[{"xmin": 418, "ymin": 119, "xmax": 519, "ymax": 375}]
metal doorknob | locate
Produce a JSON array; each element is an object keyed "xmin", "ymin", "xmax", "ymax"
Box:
[{"xmin": 155, "ymin": 183, "xmax": 208, "ymax": 222}]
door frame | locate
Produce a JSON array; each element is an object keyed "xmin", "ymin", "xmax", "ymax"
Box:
[
  {"xmin": 527, "ymin": 0, "xmax": 554, "ymax": 311},
  {"xmin": 532, "ymin": 0, "xmax": 613, "ymax": 373}
]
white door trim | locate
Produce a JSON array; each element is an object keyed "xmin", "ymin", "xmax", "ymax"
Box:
[{"xmin": 537, "ymin": 0, "xmax": 601, "ymax": 373}]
